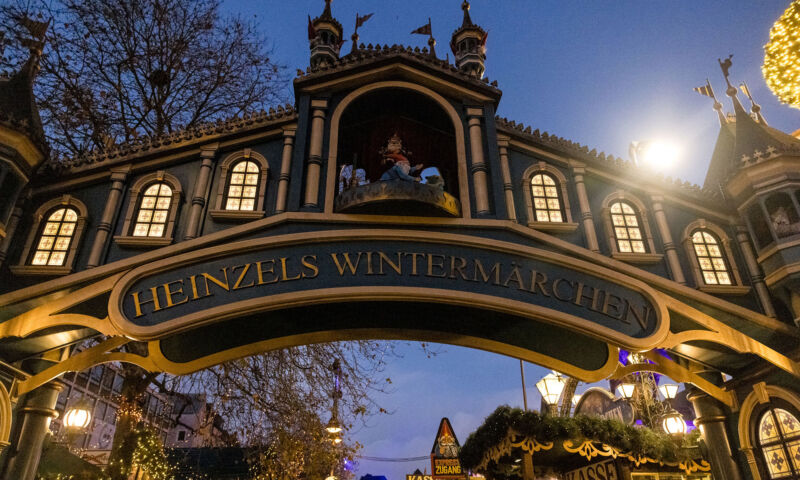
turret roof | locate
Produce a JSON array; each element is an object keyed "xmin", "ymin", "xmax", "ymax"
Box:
[
  {"xmin": 451, "ymin": 1, "xmax": 486, "ymax": 40},
  {"xmin": 311, "ymin": 0, "xmax": 342, "ymax": 33},
  {"xmin": 0, "ymin": 54, "xmax": 47, "ymax": 155}
]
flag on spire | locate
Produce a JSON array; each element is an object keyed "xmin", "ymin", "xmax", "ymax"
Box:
[
  {"xmin": 411, "ymin": 21, "xmax": 432, "ymax": 36},
  {"xmin": 693, "ymin": 82, "xmax": 715, "ymax": 99},
  {"xmin": 739, "ymin": 82, "xmax": 752, "ymax": 101},
  {"xmin": 356, "ymin": 12, "xmax": 374, "ymax": 28}
]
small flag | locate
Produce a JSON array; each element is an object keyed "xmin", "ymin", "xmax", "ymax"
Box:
[
  {"xmin": 307, "ymin": 15, "xmax": 316, "ymax": 40},
  {"xmin": 739, "ymin": 82, "xmax": 753, "ymax": 100},
  {"xmin": 411, "ymin": 21, "xmax": 431, "ymax": 36},
  {"xmin": 356, "ymin": 13, "xmax": 374, "ymax": 28},
  {"xmin": 480, "ymin": 31, "xmax": 488, "ymax": 48},
  {"xmin": 693, "ymin": 80, "xmax": 715, "ymax": 99}
]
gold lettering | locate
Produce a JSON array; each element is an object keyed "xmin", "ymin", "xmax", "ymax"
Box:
[
  {"xmin": 601, "ymin": 292, "xmax": 623, "ymax": 319},
  {"xmin": 301, "ymin": 255, "xmax": 319, "ymax": 278},
  {"xmin": 552, "ymin": 278, "xmax": 575, "ymax": 301},
  {"xmin": 378, "ymin": 251, "xmax": 402, "ymax": 275},
  {"xmin": 528, "ymin": 271, "xmax": 550, "ymax": 296},
  {"xmin": 188, "ymin": 275, "xmax": 208, "ymax": 300},
  {"xmin": 330, "ymin": 252, "xmax": 362, "ymax": 275},
  {"xmin": 624, "ymin": 299, "xmax": 651, "ymax": 330},
  {"xmin": 503, "ymin": 264, "xmax": 526, "ymax": 289},
  {"xmin": 131, "ymin": 287, "xmax": 161, "ymax": 317},
  {"xmin": 449, "ymin": 256, "xmax": 468, "ymax": 280},
  {"xmin": 280, "ymin": 257, "xmax": 302, "ymax": 281},
  {"xmin": 256, "ymin": 260, "xmax": 278, "ymax": 285},
  {"xmin": 574, "ymin": 282, "xmax": 602, "ymax": 311},
  {"xmin": 408, "ymin": 252, "xmax": 424, "ymax": 275},
  {"xmin": 426, "ymin": 254, "xmax": 447, "ymax": 278},
  {"xmin": 232, "ymin": 263, "xmax": 255, "ymax": 290},
  {"xmin": 201, "ymin": 268, "xmax": 230, "ymax": 294},
  {"xmin": 365, "ymin": 251, "xmax": 375, "ymax": 275},
  {"xmin": 473, "ymin": 259, "xmax": 501, "ymax": 284},
  {"xmin": 162, "ymin": 279, "xmax": 188, "ymax": 308}
]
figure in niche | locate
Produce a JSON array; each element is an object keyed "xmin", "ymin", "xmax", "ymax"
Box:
[
  {"xmin": 379, "ymin": 132, "xmax": 424, "ymax": 182},
  {"xmin": 338, "ymin": 164, "xmax": 368, "ymax": 193},
  {"xmin": 771, "ymin": 206, "xmax": 800, "ymax": 237}
]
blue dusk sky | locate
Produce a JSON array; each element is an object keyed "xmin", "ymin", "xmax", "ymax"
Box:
[{"xmin": 217, "ymin": 1, "xmax": 798, "ymax": 479}]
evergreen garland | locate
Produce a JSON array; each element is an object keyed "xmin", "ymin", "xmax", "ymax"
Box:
[{"xmin": 459, "ymin": 406, "xmax": 701, "ymax": 470}]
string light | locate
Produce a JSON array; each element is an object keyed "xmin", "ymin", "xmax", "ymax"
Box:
[{"xmin": 763, "ymin": 0, "xmax": 800, "ymax": 109}]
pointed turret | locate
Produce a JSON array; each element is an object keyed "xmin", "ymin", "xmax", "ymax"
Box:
[
  {"xmin": 450, "ymin": 1, "xmax": 487, "ymax": 78},
  {"xmin": 308, "ymin": 0, "xmax": 343, "ymax": 68}
]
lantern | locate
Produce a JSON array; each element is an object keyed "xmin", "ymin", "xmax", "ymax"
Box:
[
  {"xmin": 615, "ymin": 383, "xmax": 636, "ymax": 400},
  {"xmin": 63, "ymin": 400, "xmax": 92, "ymax": 430},
  {"xmin": 661, "ymin": 409, "xmax": 687, "ymax": 436},
  {"xmin": 535, "ymin": 371, "xmax": 566, "ymax": 405},
  {"xmin": 658, "ymin": 383, "xmax": 679, "ymax": 400}
]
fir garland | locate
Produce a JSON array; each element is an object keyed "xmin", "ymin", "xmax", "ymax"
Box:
[{"xmin": 459, "ymin": 406, "xmax": 701, "ymax": 470}]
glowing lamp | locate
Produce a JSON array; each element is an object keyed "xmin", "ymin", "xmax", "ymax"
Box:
[
  {"xmin": 616, "ymin": 383, "xmax": 636, "ymax": 400},
  {"xmin": 659, "ymin": 383, "xmax": 679, "ymax": 400},
  {"xmin": 661, "ymin": 409, "xmax": 687, "ymax": 436},
  {"xmin": 332, "ymin": 437, "xmax": 343, "ymax": 444},
  {"xmin": 535, "ymin": 371, "xmax": 566, "ymax": 406},
  {"xmin": 326, "ymin": 415, "xmax": 342, "ymax": 434},
  {"xmin": 63, "ymin": 400, "xmax": 92, "ymax": 430},
  {"xmin": 572, "ymin": 394, "xmax": 582, "ymax": 406}
]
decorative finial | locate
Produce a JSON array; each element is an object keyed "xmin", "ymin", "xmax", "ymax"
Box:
[
  {"xmin": 461, "ymin": 1, "xmax": 474, "ymax": 27},
  {"xmin": 352, "ymin": 12, "xmax": 374, "ymax": 54},
  {"xmin": 693, "ymin": 79, "xmax": 727, "ymax": 126},
  {"xmin": 411, "ymin": 18, "xmax": 436, "ymax": 59},
  {"xmin": 718, "ymin": 54, "xmax": 735, "ymax": 93},
  {"xmin": 739, "ymin": 82, "xmax": 768, "ymax": 125}
]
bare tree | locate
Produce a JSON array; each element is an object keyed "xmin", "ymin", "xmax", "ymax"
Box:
[{"xmin": 1, "ymin": 0, "xmax": 287, "ymax": 158}]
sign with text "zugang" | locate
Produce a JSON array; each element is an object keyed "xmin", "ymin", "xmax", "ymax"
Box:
[{"xmin": 108, "ymin": 231, "xmax": 665, "ymax": 348}]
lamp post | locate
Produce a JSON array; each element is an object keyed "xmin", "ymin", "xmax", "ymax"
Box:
[
  {"xmin": 535, "ymin": 371, "xmax": 566, "ymax": 415},
  {"xmin": 660, "ymin": 409, "xmax": 687, "ymax": 436},
  {"xmin": 63, "ymin": 400, "xmax": 92, "ymax": 431}
]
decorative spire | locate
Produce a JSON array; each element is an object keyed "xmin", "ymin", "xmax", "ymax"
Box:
[
  {"xmin": 693, "ymin": 79, "xmax": 727, "ymax": 126},
  {"xmin": 450, "ymin": 1, "xmax": 486, "ymax": 77},
  {"xmin": 718, "ymin": 54, "xmax": 747, "ymax": 116},
  {"xmin": 739, "ymin": 82, "xmax": 768, "ymax": 125},
  {"xmin": 461, "ymin": 1, "xmax": 474, "ymax": 28},
  {"xmin": 308, "ymin": 0, "xmax": 343, "ymax": 68}
]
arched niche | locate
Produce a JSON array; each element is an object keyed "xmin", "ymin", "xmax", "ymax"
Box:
[{"xmin": 333, "ymin": 88, "xmax": 461, "ymax": 216}]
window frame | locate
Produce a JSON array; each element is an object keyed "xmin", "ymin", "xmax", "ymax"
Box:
[
  {"xmin": 209, "ymin": 149, "xmax": 269, "ymax": 221},
  {"xmin": 601, "ymin": 192, "xmax": 662, "ymax": 264},
  {"xmin": 753, "ymin": 399, "xmax": 800, "ymax": 480},
  {"xmin": 682, "ymin": 220, "xmax": 749, "ymax": 295},
  {"xmin": 115, "ymin": 171, "xmax": 182, "ymax": 247},
  {"xmin": 521, "ymin": 162, "xmax": 577, "ymax": 232},
  {"xmin": 10, "ymin": 195, "xmax": 89, "ymax": 276}
]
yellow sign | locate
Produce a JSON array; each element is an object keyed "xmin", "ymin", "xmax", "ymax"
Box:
[{"xmin": 564, "ymin": 459, "xmax": 618, "ymax": 480}]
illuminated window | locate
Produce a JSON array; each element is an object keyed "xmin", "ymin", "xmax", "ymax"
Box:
[
  {"xmin": 530, "ymin": 173, "xmax": 563, "ymax": 222},
  {"xmin": 31, "ymin": 208, "xmax": 78, "ymax": 266},
  {"xmin": 691, "ymin": 229, "xmax": 731, "ymax": 285},
  {"xmin": 225, "ymin": 160, "xmax": 260, "ymax": 211},
  {"xmin": 610, "ymin": 201, "xmax": 646, "ymax": 253},
  {"xmin": 758, "ymin": 408, "xmax": 800, "ymax": 479},
  {"xmin": 133, "ymin": 183, "xmax": 172, "ymax": 237}
]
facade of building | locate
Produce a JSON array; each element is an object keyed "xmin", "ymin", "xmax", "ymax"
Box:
[{"xmin": 0, "ymin": 2, "xmax": 800, "ymax": 480}]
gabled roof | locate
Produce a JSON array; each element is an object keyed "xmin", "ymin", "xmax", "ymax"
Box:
[
  {"xmin": 0, "ymin": 54, "xmax": 47, "ymax": 155},
  {"xmin": 294, "ymin": 43, "xmax": 501, "ymax": 99}
]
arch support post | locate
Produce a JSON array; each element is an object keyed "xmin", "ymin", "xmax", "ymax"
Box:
[
  {"xmin": 304, "ymin": 100, "xmax": 328, "ymax": 209},
  {"xmin": 688, "ymin": 388, "xmax": 744, "ymax": 480},
  {"xmin": 1, "ymin": 381, "xmax": 62, "ymax": 480},
  {"xmin": 275, "ymin": 128, "xmax": 297, "ymax": 213},
  {"xmin": 466, "ymin": 108, "xmax": 490, "ymax": 215}
]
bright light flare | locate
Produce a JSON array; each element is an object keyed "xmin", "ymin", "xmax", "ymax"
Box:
[{"xmin": 638, "ymin": 140, "xmax": 680, "ymax": 170}]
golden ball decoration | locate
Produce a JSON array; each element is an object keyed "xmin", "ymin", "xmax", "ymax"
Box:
[{"xmin": 763, "ymin": 1, "xmax": 800, "ymax": 109}]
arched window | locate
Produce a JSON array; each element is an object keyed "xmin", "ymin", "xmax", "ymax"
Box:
[
  {"xmin": 530, "ymin": 173, "xmax": 563, "ymax": 223},
  {"xmin": 757, "ymin": 407, "xmax": 800, "ymax": 479},
  {"xmin": 225, "ymin": 160, "xmax": 260, "ymax": 211},
  {"xmin": 31, "ymin": 207, "xmax": 79, "ymax": 266},
  {"xmin": 691, "ymin": 229, "xmax": 731, "ymax": 285},
  {"xmin": 609, "ymin": 201, "xmax": 646, "ymax": 253},
  {"xmin": 11, "ymin": 195, "xmax": 89, "ymax": 275},
  {"xmin": 133, "ymin": 183, "xmax": 172, "ymax": 237},
  {"xmin": 115, "ymin": 171, "xmax": 182, "ymax": 247},
  {"xmin": 210, "ymin": 150, "xmax": 269, "ymax": 220}
]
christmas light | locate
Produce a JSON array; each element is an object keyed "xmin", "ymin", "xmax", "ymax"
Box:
[{"xmin": 763, "ymin": 1, "xmax": 800, "ymax": 109}]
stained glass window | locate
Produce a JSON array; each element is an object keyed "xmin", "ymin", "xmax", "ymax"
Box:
[
  {"xmin": 31, "ymin": 208, "xmax": 78, "ymax": 266},
  {"xmin": 610, "ymin": 201, "xmax": 646, "ymax": 253},
  {"xmin": 133, "ymin": 183, "xmax": 172, "ymax": 237},
  {"xmin": 226, "ymin": 160, "xmax": 260, "ymax": 211},
  {"xmin": 692, "ymin": 229, "xmax": 731, "ymax": 285},
  {"xmin": 759, "ymin": 408, "xmax": 800, "ymax": 479},
  {"xmin": 530, "ymin": 173, "xmax": 563, "ymax": 222}
]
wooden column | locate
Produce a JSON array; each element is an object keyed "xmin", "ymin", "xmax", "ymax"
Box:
[
  {"xmin": 184, "ymin": 144, "xmax": 218, "ymax": 240},
  {"xmin": 275, "ymin": 127, "xmax": 297, "ymax": 214},
  {"xmin": 736, "ymin": 225, "xmax": 777, "ymax": 317},
  {"xmin": 650, "ymin": 195, "xmax": 686, "ymax": 284},
  {"xmin": 570, "ymin": 162, "xmax": 600, "ymax": 252},
  {"xmin": 86, "ymin": 167, "xmax": 129, "ymax": 268},
  {"xmin": 466, "ymin": 108, "xmax": 490, "ymax": 215},
  {"xmin": 497, "ymin": 135, "xmax": 517, "ymax": 222},
  {"xmin": 304, "ymin": 99, "xmax": 328, "ymax": 209},
  {"xmin": 0, "ymin": 207, "xmax": 23, "ymax": 269}
]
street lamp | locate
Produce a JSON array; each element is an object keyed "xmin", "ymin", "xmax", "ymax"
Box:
[
  {"xmin": 63, "ymin": 399, "xmax": 92, "ymax": 430},
  {"xmin": 660, "ymin": 409, "xmax": 687, "ymax": 436},
  {"xmin": 536, "ymin": 371, "xmax": 566, "ymax": 414},
  {"xmin": 658, "ymin": 383, "xmax": 679, "ymax": 400},
  {"xmin": 615, "ymin": 382, "xmax": 636, "ymax": 400}
]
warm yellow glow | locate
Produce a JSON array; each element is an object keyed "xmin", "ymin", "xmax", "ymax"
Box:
[
  {"xmin": 64, "ymin": 402, "xmax": 92, "ymax": 429},
  {"xmin": 535, "ymin": 371, "xmax": 566, "ymax": 405},
  {"xmin": 326, "ymin": 425, "xmax": 343, "ymax": 434},
  {"xmin": 659, "ymin": 383, "xmax": 679, "ymax": 400},
  {"xmin": 572, "ymin": 394, "xmax": 582, "ymax": 406},
  {"xmin": 616, "ymin": 383, "xmax": 635, "ymax": 400},
  {"xmin": 763, "ymin": 0, "xmax": 800, "ymax": 109},
  {"xmin": 661, "ymin": 410, "xmax": 687, "ymax": 435},
  {"xmin": 332, "ymin": 437, "xmax": 343, "ymax": 444}
]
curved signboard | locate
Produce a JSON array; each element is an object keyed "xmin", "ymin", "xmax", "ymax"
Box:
[{"xmin": 109, "ymin": 230, "xmax": 669, "ymax": 351}]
